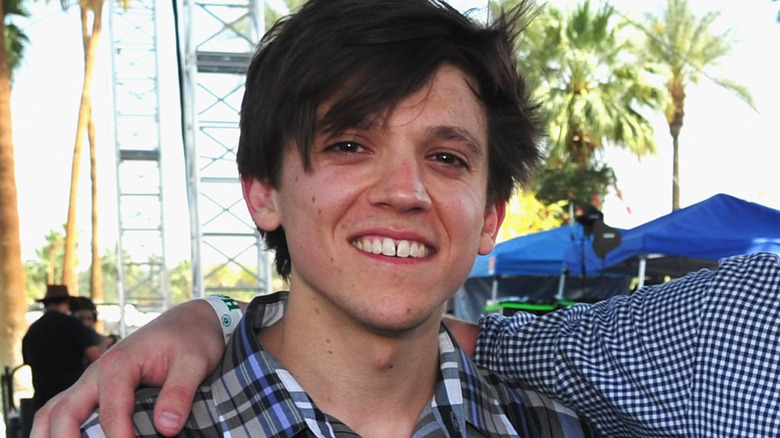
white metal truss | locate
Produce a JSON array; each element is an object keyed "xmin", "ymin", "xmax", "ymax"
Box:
[
  {"xmin": 109, "ymin": 0, "xmax": 170, "ymax": 335},
  {"xmin": 109, "ymin": 0, "xmax": 273, "ymax": 327},
  {"xmin": 177, "ymin": 0, "xmax": 271, "ymax": 300}
]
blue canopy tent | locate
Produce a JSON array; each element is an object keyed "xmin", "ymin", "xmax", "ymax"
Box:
[
  {"xmin": 453, "ymin": 224, "xmax": 631, "ymax": 321},
  {"xmin": 563, "ymin": 194, "xmax": 780, "ymax": 287},
  {"xmin": 469, "ymin": 224, "xmax": 587, "ymax": 278}
]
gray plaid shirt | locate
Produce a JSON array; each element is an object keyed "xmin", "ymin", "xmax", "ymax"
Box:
[{"xmin": 82, "ymin": 292, "xmax": 597, "ymax": 437}]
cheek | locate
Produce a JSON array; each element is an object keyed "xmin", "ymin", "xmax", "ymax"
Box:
[
  {"xmin": 279, "ymin": 170, "xmax": 352, "ymax": 234},
  {"xmin": 441, "ymin": 191, "xmax": 487, "ymax": 245}
]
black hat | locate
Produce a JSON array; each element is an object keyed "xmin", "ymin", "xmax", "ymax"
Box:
[{"xmin": 36, "ymin": 284, "xmax": 71, "ymax": 303}]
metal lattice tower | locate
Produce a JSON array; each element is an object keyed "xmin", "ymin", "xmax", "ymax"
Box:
[
  {"xmin": 109, "ymin": 0, "xmax": 271, "ymax": 323},
  {"xmin": 109, "ymin": 0, "xmax": 170, "ymax": 335},
  {"xmin": 177, "ymin": 0, "xmax": 271, "ymax": 300}
]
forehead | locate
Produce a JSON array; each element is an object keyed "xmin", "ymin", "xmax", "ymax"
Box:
[
  {"xmin": 393, "ymin": 65, "xmax": 486, "ymax": 131},
  {"xmin": 317, "ymin": 65, "xmax": 487, "ymax": 143}
]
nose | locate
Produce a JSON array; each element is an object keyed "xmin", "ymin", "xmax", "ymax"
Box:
[{"xmin": 367, "ymin": 155, "xmax": 432, "ymax": 211}]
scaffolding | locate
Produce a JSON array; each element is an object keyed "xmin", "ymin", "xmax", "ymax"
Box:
[
  {"xmin": 176, "ymin": 0, "xmax": 272, "ymax": 300},
  {"xmin": 109, "ymin": 0, "xmax": 169, "ymax": 335},
  {"xmin": 109, "ymin": 0, "xmax": 271, "ymax": 330}
]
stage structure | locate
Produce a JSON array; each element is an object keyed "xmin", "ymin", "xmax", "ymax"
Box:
[{"xmin": 108, "ymin": 0, "xmax": 272, "ymax": 334}]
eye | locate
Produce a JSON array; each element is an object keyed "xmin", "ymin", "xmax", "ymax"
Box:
[
  {"xmin": 431, "ymin": 151, "xmax": 469, "ymax": 169},
  {"xmin": 327, "ymin": 141, "xmax": 366, "ymax": 154}
]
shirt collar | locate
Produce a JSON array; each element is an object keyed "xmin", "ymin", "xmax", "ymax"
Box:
[{"xmin": 211, "ymin": 292, "xmax": 515, "ymax": 438}]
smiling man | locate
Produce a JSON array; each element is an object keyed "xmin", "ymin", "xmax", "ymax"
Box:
[
  {"xmin": 75, "ymin": 0, "xmax": 597, "ymax": 436},
  {"xmin": 31, "ymin": 1, "xmax": 780, "ymax": 437}
]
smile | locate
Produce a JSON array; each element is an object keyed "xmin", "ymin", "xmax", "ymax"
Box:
[{"xmin": 351, "ymin": 237, "xmax": 430, "ymax": 258}]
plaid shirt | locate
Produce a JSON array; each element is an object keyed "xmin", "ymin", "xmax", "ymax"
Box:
[
  {"xmin": 476, "ymin": 252, "xmax": 780, "ymax": 437},
  {"xmin": 82, "ymin": 292, "xmax": 597, "ymax": 438}
]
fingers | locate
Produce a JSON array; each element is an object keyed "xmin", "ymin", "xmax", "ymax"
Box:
[
  {"xmin": 151, "ymin": 364, "xmax": 208, "ymax": 435},
  {"xmin": 99, "ymin": 300, "xmax": 226, "ymax": 436},
  {"xmin": 29, "ymin": 299, "xmax": 228, "ymax": 437},
  {"xmin": 92, "ymin": 349, "xmax": 144, "ymax": 438}
]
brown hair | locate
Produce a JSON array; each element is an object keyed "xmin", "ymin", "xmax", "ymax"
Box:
[{"xmin": 237, "ymin": 0, "xmax": 542, "ymax": 278}]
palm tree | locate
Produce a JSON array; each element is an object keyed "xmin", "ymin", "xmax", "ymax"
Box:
[
  {"xmin": 62, "ymin": 0, "xmax": 106, "ymax": 295},
  {"xmin": 0, "ymin": 0, "xmax": 29, "ymax": 378},
  {"xmin": 25, "ymin": 230, "xmax": 64, "ymax": 301},
  {"xmin": 640, "ymin": 0, "xmax": 755, "ymax": 209},
  {"xmin": 44, "ymin": 230, "xmax": 65, "ymax": 284},
  {"xmin": 506, "ymin": 0, "xmax": 666, "ymax": 208},
  {"xmin": 84, "ymin": 6, "xmax": 104, "ymax": 305},
  {"xmin": 531, "ymin": 1, "xmax": 666, "ymax": 164}
]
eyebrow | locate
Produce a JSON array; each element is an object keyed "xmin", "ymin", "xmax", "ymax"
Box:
[{"xmin": 427, "ymin": 125, "xmax": 485, "ymax": 157}]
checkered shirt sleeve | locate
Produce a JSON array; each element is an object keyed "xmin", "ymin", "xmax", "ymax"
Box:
[{"xmin": 475, "ymin": 252, "xmax": 780, "ymax": 437}]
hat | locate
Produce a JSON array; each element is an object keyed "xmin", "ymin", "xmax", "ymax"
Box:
[{"xmin": 36, "ymin": 284, "xmax": 71, "ymax": 303}]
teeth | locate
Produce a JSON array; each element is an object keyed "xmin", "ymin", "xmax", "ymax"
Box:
[
  {"xmin": 397, "ymin": 240, "xmax": 410, "ymax": 257},
  {"xmin": 352, "ymin": 237, "xmax": 429, "ymax": 258},
  {"xmin": 381, "ymin": 238, "xmax": 395, "ymax": 256}
]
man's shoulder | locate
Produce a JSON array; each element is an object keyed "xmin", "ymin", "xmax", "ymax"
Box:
[
  {"xmin": 476, "ymin": 367, "xmax": 601, "ymax": 437},
  {"xmin": 714, "ymin": 252, "xmax": 779, "ymax": 277},
  {"xmin": 24, "ymin": 311, "xmax": 70, "ymax": 336}
]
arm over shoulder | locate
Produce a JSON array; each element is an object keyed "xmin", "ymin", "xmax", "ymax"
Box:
[{"xmin": 475, "ymin": 252, "xmax": 780, "ymax": 437}]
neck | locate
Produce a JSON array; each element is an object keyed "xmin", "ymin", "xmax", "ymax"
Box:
[{"xmin": 258, "ymin": 291, "xmax": 443, "ymax": 437}]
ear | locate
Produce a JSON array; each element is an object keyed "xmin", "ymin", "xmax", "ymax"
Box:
[
  {"xmin": 477, "ymin": 200, "xmax": 506, "ymax": 256},
  {"xmin": 242, "ymin": 177, "xmax": 282, "ymax": 232}
]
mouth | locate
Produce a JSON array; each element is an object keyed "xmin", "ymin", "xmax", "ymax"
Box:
[{"xmin": 351, "ymin": 237, "xmax": 431, "ymax": 258}]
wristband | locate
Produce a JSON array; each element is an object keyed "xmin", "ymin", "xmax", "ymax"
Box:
[{"xmin": 201, "ymin": 295, "xmax": 243, "ymax": 344}]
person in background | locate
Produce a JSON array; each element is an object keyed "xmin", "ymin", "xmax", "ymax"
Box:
[
  {"xmin": 22, "ymin": 285, "xmax": 103, "ymax": 413},
  {"xmin": 69, "ymin": 296, "xmax": 118, "ymax": 353}
]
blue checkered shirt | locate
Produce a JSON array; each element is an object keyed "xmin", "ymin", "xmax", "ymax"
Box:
[
  {"xmin": 82, "ymin": 292, "xmax": 598, "ymax": 437},
  {"xmin": 476, "ymin": 252, "xmax": 780, "ymax": 437}
]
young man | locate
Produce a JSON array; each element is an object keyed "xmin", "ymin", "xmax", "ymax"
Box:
[
  {"xmin": 69, "ymin": 0, "xmax": 599, "ymax": 436},
  {"xmin": 31, "ymin": 0, "xmax": 780, "ymax": 436}
]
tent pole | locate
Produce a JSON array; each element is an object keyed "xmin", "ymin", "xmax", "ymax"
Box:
[
  {"xmin": 491, "ymin": 276, "xmax": 498, "ymax": 302},
  {"xmin": 637, "ymin": 256, "xmax": 647, "ymax": 289},
  {"xmin": 556, "ymin": 271, "xmax": 566, "ymax": 301}
]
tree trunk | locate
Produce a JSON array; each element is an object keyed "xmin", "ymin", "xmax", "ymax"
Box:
[
  {"xmin": 45, "ymin": 232, "xmax": 63, "ymax": 284},
  {"xmin": 671, "ymin": 130, "xmax": 680, "ymax": 210},
  {"xmin": 48, "ymin": 243, "xmax": 55, "ymax": 284},
  {"xmin": 668, "ymin": 81, "xmax": 686, "ymax": 211},
  {"xmin": 89, "ymin": 106, "xmax": 103, "ymax": 306},
  {"xmin": 63, "ymin": 3, "xmax": 103, "ymax": 293},
  {"xmin": 0, "ymin": 0, "xmax": 29, "ymax": 374},
  {"xmin": 85, "ymin": 5, "xmax": 104, "ymax": 308}
]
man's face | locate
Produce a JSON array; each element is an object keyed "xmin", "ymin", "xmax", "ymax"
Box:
[
  {"xmin": 244, "ymin": 65, "xmax": 504, "ymax": 333},
  {"xmin": 74, "ymin": 309, "xmax": 96, "ymax": 329}
]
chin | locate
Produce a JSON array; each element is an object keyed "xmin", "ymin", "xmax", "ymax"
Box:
[{"xmin": 358, "ymin": 307, "xmax": 441, "ymax": 336}]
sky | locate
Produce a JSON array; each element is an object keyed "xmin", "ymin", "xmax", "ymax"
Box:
[{"xmin": 9, "ymin": 0, "xmax": 780, "ymax": 266}]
